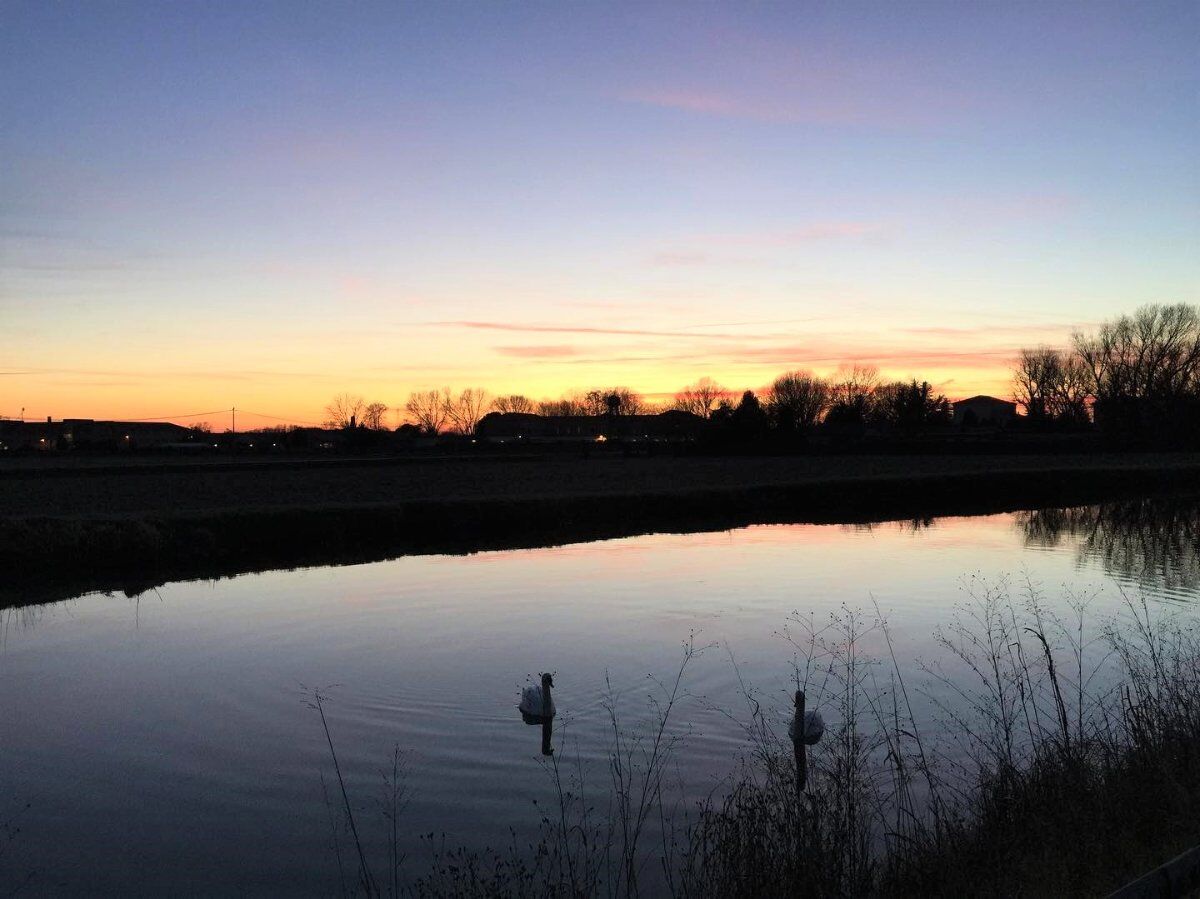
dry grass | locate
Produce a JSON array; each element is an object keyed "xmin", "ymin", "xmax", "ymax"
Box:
[
  {"xmin": 680, "ymin": 590, "xmax": 1200, "ymax": 898},
  {"xmin": 310, "ymin": 587, "xmax": 1200, "ymax": 897}
]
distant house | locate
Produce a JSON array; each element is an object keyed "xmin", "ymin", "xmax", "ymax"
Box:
[
  {"xmin": 952, "ymin": 396, "xmax": 1018, "ymax": 428},
  {"xmin": 0, "ymin": 418, "xmax": 194, "ymax": 451},
  {"xmin": 65, "ymin": 419, "xmax": 195, "ymax": 449},
  {"xmin": 476, "ymin": 410, "xmax": 705, "ymax": 443}
]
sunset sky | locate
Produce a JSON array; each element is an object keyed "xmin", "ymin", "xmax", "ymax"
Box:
[{"xmin": 3, "ymin": 1, "xmax": 1197, "ymax": 427}]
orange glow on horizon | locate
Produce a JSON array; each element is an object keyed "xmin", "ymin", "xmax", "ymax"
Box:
[{"xmin": 4, "ymin": 356, "xmax": 1018, "ymax": 427}]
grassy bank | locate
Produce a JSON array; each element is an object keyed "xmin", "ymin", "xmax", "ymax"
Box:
[
  {"xmin": 678, "ymin": 596, "xmax": 1200, "ymax": 898},
  {"xmin": 4, "ymin": 452, "xmax": 1200, "ymax": 607},
  {"xmin": 312, "ymin": 590, "xmax": 1200, "ymax": 898}
]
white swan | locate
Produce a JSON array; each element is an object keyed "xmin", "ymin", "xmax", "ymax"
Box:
[
  {"xmin": 789, "ymin": 709, "xmax": 825, "ymax": 745},
  {"xmin": 789, "ymin": 700, "xmax": 825, "ymax": 746},
  {"xmin": 519, "ymin": 673, "xmax": 556, "ymax": 720}
]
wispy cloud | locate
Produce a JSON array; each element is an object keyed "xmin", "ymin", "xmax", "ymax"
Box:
[
  {"xmin": 623, "ymin": 88, "xmax": 795, "ymax": 122},
  {"xmin": 619, "ymin": 72, "xmax": 954, "ymax": 128},
  {"xmin": 521, "ymin": 342, "xmax": 1023, "ymax": 375},
  {"xmin": 3, "ymin": 366, "xmax": 336, "ymax": 382},
  {"xmin": 621, "ymin": 88, "xmax": 888, "ymax": 126},
  {"xmin": 617, "ymin": 22, "xmax": 978, "ymax": 130},
  {"xmin": 494, "ymin": 345, "xmax": 580, "ymax": 358},
  {"xmin": 901, "ymin": 321, "xmax": 1089, "ymax": 339},
  {"xmin": 431, "ymin": 321, "xmax": 772, "ymax": 341}
]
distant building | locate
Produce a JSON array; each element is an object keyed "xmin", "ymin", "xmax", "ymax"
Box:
[
  {"xmin": 952, "ymin": 396, "xmax": 1018, "ymax": 428},
  {"xmin": 476, "ymin": 410, "xmax": 705, "ymax": 443},
  {"xmin": 0, "ymin": 419, "xmax": 194, "ymax": 451}
]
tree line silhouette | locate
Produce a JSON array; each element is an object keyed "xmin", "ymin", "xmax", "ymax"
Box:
[
  {"xmin": 322, "ymin": 370, "xmax": 954, "ymax": 442},
  {"xmin": 1013, "ymin": 303, "xmax": 1200, "ymax": 442},
  {"xmin": 320, "ymin": 303, "xmax": 1198, "ymax": 447}
]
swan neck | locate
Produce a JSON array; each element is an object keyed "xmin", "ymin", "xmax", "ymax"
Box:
[{"xmin": 542, "ymin": 680, "xmax": 553, "ymax": 717}]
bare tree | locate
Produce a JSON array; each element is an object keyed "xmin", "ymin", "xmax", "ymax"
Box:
[
  {"xmin": 827, "ymin": 364, "xmax": 880, "ymax": 424},
  {"xmin": 672, "ymin": 378, "xmax": 730, "ymax": 418},
  {"xmin": 582, "ymin": 387, "xmax": 645, "ymax": 416},
  {"xmin": 404, "ymin": 390, "xmax": 446, "ymax": 435},
  {"xmin": 1013, "ymin": 347, "xmax": 1063, "ymax": 421},
  {"xmin": 1053, "ymin": 353, "xmax": 1092, "ymax": 424},
  {"xmin": 360, "ymin": 402, "xmax": 390, "ymax": 430},
  {"xmin": 1075, "ymin": 304, "xmax": 1200, "ymax": 408},
  {"xmin": 537, "ymin": 395, "xmax": 586, "ymax": 416},
  {"xmin": 830, "ymin": 364, "xmax": 880, "ymax": 406},
  {"xmin": 1013, "ymin": 346, "xmax": 1094, "ymax": 424},
  {"xmin": 491, "ymin": 394, "xmax": 536, "ymax": 414},
  {"xmin": 443, "ymin": 388, "xmax": 490, "ymax": 435},
  {"xmin": 1072, "ymin": 303, "xmax": 1200, "ymax": 440},
  {"xmin": 767, "ymin": 371, "xmax": 830, "ymax": 431},
  {"xmin": 325, "ymin": 393, "xmax": 366, "ymax": 429}
]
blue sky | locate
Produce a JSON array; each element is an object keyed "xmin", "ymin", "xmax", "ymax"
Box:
[{"xmin": 2, "ymin": 1, "xmax": 1197, "ymax": 423}]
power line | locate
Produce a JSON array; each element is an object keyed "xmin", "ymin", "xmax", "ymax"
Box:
[
  {"xmin": 238, "ymin": 409, "xmax": 325, "ymax": 427},
  {"xmin": 112, "ymin": 409, "xmax": 233, "ymax": 422},
  {"xmin": 9, "ymin": 407, "xmax": 329, "ymax": 428},
  {"xmin": 5, "ymin": 409, "xmax": 231, "ymax": 423}
]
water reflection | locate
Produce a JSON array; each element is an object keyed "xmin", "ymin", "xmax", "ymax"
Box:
[
  {"xmin": 4, "ymin": 497, "xmax": 1198, "ymax": 894},
  {"xmin": 1018, "ymin": 497, "xmax": 1200, "ymax": 595},
  {"xmin": 840, "ymin": 516, "xmax": 935, "ymax": 535},
  {"xmin": 519, "ymin": 713, "xmax": 555, "ymax": 756}
]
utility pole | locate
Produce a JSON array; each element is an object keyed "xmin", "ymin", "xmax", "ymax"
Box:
[{"xmin": 231, "ymin": 406, "xmax": 237, "ymax": 434}]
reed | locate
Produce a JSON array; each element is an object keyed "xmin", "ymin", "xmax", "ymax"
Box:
[{"xmin": 311, "ymin": 588, "xmax": 1200, "ymax": 897}]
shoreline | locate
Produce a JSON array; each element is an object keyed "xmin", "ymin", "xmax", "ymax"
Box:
[{"xmin": 4, "ymin": 453, "xmax": 1199, "ymax": 608}]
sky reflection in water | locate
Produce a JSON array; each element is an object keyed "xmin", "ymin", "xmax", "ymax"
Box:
[{"xmin": 0, "ymin": 498, "xmax": 1196, "ymax": 894}]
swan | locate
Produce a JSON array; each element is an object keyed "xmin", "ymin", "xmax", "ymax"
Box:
[
  {"xmin": 789, "ymin": 703, "xmax": 825, "ymax": 746},
  {"xmin": 519, "ymin": 673, "xmax": 556, "ymax": 720}
]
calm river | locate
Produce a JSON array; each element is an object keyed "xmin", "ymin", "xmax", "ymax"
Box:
[{"xmin": 1, "ymin": 497, "xmax": 1196, "ymax": 894}]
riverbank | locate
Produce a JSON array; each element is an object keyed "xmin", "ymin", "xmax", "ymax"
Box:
[
  {"xmin": 345, "ymin": 587, "xmax": 1200, "ymax": 898},
  {"xmin": 4, "ymin": 452, "xmax": 1200, "ymax": 607}
]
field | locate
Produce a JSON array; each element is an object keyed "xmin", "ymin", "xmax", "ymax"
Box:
[{"xmin": 3, "ymin": 450, "xmax": 1200, "ymax": 606}]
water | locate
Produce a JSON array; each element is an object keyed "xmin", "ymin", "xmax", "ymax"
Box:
[{"xmin": 1, "ymin": 497, "xmax": 1196, "ymax": 894}]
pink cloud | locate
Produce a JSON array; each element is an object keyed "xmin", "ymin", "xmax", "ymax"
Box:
[
  {"xmin": 494, "ymin": 345, "xmax": 580, "ymax": 358},
  {"xmin": 616, "ymin": 21, "xmax": 984, "ymax": 130},
  {"xmin": 618, "ymin": 61, "xmax": 962, "ymax": 128},
  {"xmin": 901, "ymin": 321, "xmax": 1089, "ymax": 339},
  {"xmin": 621, "ymin": 88, "xmax": 899, "ymax": 127},
  {"xmin": 542, "ymin": 343, "xmax": 1021, "ymax": 374},
  {"xmin": 624, "ymin": 89, "xmax": 793, "ymax": 121},
  {"xmin": 432, "ymin": 321, "xmax": 773, "ymax": 340}
]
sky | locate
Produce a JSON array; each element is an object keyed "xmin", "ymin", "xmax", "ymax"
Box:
[{"xmin": 2, "ymin": 1, "xmax": 1198, "ymax": 427}]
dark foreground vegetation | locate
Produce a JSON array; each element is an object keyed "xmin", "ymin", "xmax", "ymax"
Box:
[
  {"xmin": 313, "ymin": 590, "xmax": 1200, "ymax": 898},
  {"xmin": 4, "ymin": 453, "xmax": 1200, "ymax": 608}
]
